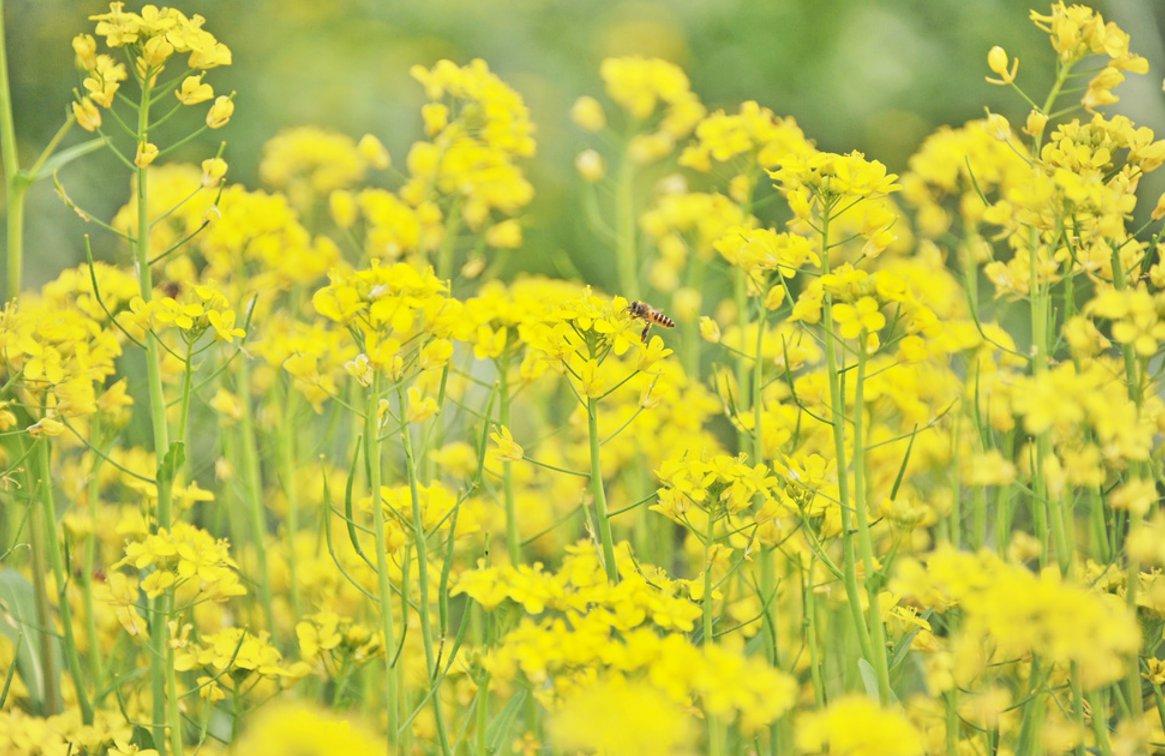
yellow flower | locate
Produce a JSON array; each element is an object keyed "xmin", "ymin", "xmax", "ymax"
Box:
[
  {"xmin": 486, "ymin": 219, "xmax": 523, "ymax": 249},
  {"xmin": 27, "ymin": 416, "xmax": 65, "ymax": 438},
  {"xmin": 699, "ymin": 316, "xmax": 721, "ymax": 343},
  {"xmin": 406, "ymin": 386, "xmax": 438, "ymax": 423},
  {"xmin": 206, "ymin": 94, "xmax": 234, "ymax": 128},
  {"xmin": 72, "ymin": 97, "xmax": 102, "ymax": 131},
  {"xmin": 570, "ymin": 95, "xmax": 606, "ymax": 132},
  {"xmin": 133, "ymin": 141, "xmax": 158, "ymax": 168},
  {"xmin": 357, "ymin": 133, "xmax": 390, "ymax": 169},
  {"xmin": 206, "ymin": 309, "xmax": 245, "ymax": 342},
  {"xmin": 175, "ymin": 73, "xmax": 213, "ymax": 105},
  {"xmin": 574, "ymin": 149, "xmax": 605, "ymax": 182},
  {"xmin": 1110, "ymin": 478, "xmax": 1157, "ymax": 517},
  {"xmin": 796, "ymin": 696, "xmax": 924, "ymax": 756},
  {"xmin": 490, "ymin": 425, "xmax": 525, "ymax": 463},
  {"xmin": 985, "ymin": 45, "xmax": 1019, "ymax": 85},
  {"xmin": 549, "ymin": 678, "xmax": 694, "ymax": 755},
  {"xmin": 831, "ymin": 296, "xmax": 885, "ymax": 339},
  {"xmin": 200, "ymin": 156, "xmax": 227, "ymax": 187}
]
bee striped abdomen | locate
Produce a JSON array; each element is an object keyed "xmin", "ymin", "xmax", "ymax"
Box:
[{"xmin": 628, "ymin": 300, "xmax": 676, "ymax": 342}]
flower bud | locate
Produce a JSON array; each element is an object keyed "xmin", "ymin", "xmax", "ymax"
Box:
[
  {"xmin": 485, "ymin": 219, "xmax": 522, "ymax": 249},
  {"xmin": 575, "ymin": 149, "xmax": 605, "ymax": 182},
  {"xmin": 699, "ymin": 316, "xmax": 721, "ymax": 344},
  {"xmin": 987, "ymin": 46, "xmax": 1009, "ymax": 76},
  {"xmin": 357, "ymin": 134, "xmax": 391, "ymax": 169},
  {"xmin": 206, "ymin": 95, "xmax": 234, "ymax": 129},
  {"xmin": 134, "ymin": 141, "xmax": 159, "ymax": 168},
  {"xmin": 985, "ymin": 46, "xmax": 1018, "ymax": 85},
  {"xmin": 72, "ymin": 98, "xmax": 102, "ymax": 132},
  {"xmin": 329, "ymin": 190, "xmax": 357, "ymax": 229},
  {"xmin": 201, "ymin": 157, "xmax": 228, "ymax": 187},
  {"xmin": 1152, "ymin": 192, "xmax": 1165, "ymax": 221},
  {"xmin": 570, "ymin": 96, "xmax": 606, "ymax": 132},
  {"xmin": 421, "ymin": 103, "xmax": 448, "ymax": 136},
  {"xmin": 1023, "ymin": 109, "xmax": 1048, "ymax": 138},
  {"xmin": 72, "ymin": 34, "xmax": 97, "ymax": 70},
  {"xmin": 984, "ymin": 111, "xmax": 1011, "ymax": 141}
]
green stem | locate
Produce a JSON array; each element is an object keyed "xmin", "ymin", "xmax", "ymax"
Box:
[
  {"xmin": 278, "ymin": 386, "xmax": 301, "ymax": 619},
  {"xmin": 436, "ymin": 202, "xmax": 462, "ymax": 283},
  {"xmin": 365, "ymin": 377, "xmax": 400, "ymax": 744},
  {"xmin": 733, "ymin": 270, "xmax": 750, "ymax": 452},
  {"xmin": 614, "ymin": 151, "xmax": 639, "ymax": 299},
  {"xmin": 1088, "ymin": 690, "xmax": 1113, "ymax": 756},
  {"xmin": 21, "ymin": 440, "xmax": 60, "ymax": 715},
  {"xmin": 818, "ymin": 205, "xmax": 874, "ymax": 665},
  {"xmin": 1111, "ymin": 247, "xmax": 1146, "ymax": 716},
  {"xmin": 81, "ymin": 425, "xmax": 104, "ymax": 693},
  {"xmin": 752, "ymin": 302, "xmax": 765, "ymax": 461},
  {"xmin": 586, "ymin": 397, "xmax": 619, "ymax": 581},
  {"xmin": 852, "ymin": 340, "xmax": 892, "ymax": 704},
  {"xmin": 703, "ymin": 512, "xmax": 724, "ymax": 756},
  {"xmin": 804, "ymin": 562, "xmax": 825, "ymax": 707},
  {"xmin": 473, "ymin": 607, "xmax": 492, "ymax": 756},
  {"xmin": 33, "ymin": 440, "xmax": 93, "ymax": 724},
  {"xmin": 498, "ymin": 349, "xmax": 520, "ymax": 565},
  {"xmin": 235, "ymin": 356, "xmax": 274, "ymax": 630},
  {"xmin": 0, "ymin": 0, "xmax": 23, "ymax": 299},
  {"xmin": 131, "ymin": 75, "xmax": 181, "ymax": 756},
  {"xmin": 397, "ymin": 387, "xmax": 451, "ymax": 755}
]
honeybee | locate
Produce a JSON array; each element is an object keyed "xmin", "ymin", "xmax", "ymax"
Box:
[{"xmin": 627, "ymin": 300, "xmax": 676, "ymax": 342}]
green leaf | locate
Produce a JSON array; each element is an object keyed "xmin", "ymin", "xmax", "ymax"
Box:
[
  {"xmin": 27, "ymin": 138, "xmax": 107, "ymax": 183},
  {"xmin": 858, "ymin": 658, "xmax": 899, "ymax": 705},
  {"xmin": 159, "ymin": 441, "xmax": 186, "ymax": 481},
  {"xmin": 486, "ymin": 688, "xmax": 527, "ymax": 753},
  {"xmin": 0, "ymin": 568, "xmax": 56, "ymax": 707},
  {"xmin": 857, "ymin": 658, "xmax": 880, "ymax": 701}
]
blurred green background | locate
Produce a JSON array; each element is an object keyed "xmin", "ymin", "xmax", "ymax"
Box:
[{"xmin": 4, "ymin": 0, "xmax": 1165, "ymax": 290}]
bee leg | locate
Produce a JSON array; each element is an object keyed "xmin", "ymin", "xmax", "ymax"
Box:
[{"xmin": 640, "ymin": 323, "xmax": 651, "ymax": 343}]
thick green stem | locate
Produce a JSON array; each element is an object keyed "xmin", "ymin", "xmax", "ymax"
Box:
[
  {"xmin": 32, "ymin": 440, "xmax": 93, "ymax": 724},
  {"xmin": 235, "ymin": 357, "xmax": 274, "ymax": 629},
  {"xmin": 752, "ymin": 303, "xmax": 766, "ymax": 460},
  {"xmin": 818, "ymin": 206, "xmax": 874, "ymax": 664},
  {"xmin": 473, "ymin": 607, "xmax": 492, "ymax": 756},
  {"xmin": 131, "ymin": 76, "xmax": 181, "ymax": 756},
  {"xmin": 0, "ymin": 0, "xmax": 23, "ymax": 300},
  {"xmin": 365, "ymin": 377, "xmax": 400, "ymax": 743},
  {"xmin": 614, "ymin": 152, "xmax": 639, "ymax": 299},
  {"xmin": 498, "ymin": 349, "xmax": 520, "ymax": 564},
  {"xmin": 1030, "ymin": 280, "xmax": 1071, "ymax": 575},
  {"xmin": 1112, "ymin": 248, "xmax": 1146, "ymax": 716},
  {"xmin": 436, "ymin": 202, "xmax": 462, "ymax": 283},
  {"xmin": 852, "ymin": 342, "xmax": 892, "ymax": 704},
  {"xmin": 4, "ymin": 184, "xmax": 22, "ymax": 299},
  {"xmin": 398, "ymin": 387, "xmax": 451, "ymax": 755},
  {"xmin": 81, "ymin": 425, "xmax": 104, "ymax": 692},
  {"xmin": 733, "ymin": 271, "xmax": 750, "ymax": 452},
  {"xmin": 586, "ymin": 397, "xmax": 619, "ymax": 582},
  {"xmin": 278, "ymin": 386, "xmax": 301, "ymax": 619},
  {"xmin": 703, "ymin": 513, "xmax": 724, "ymax": 756},
  {"xmin": 21, "ymin": 440, "xmax": 59, "ymax": 715}
]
